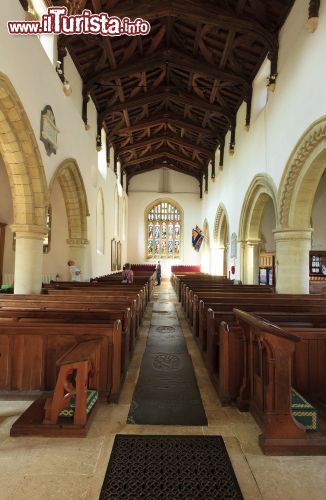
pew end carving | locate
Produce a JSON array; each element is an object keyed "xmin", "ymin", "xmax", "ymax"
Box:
[
  {"xmin": 11, "ymin": 339, "xmax": 102, "ymax": 437},
  {"xmin": 234, "ymin": 309, "xmax": 326, "ymax": 455}
]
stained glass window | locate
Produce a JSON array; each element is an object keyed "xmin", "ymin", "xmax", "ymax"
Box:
[{"xmin": 146, "ymin": 201, "xmax": 181, "ymax": 259}]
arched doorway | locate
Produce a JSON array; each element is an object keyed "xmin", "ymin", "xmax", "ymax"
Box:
[
  {"xmin": 277, "ymin": 117, "xmax": 326, "ymax": 293},
  {"xmin": 239, "ymin": 174, "xmax": 278, "ymax": 284},
  {"xmin": 0, "ymin": 156, "xmax": 14, "ymax": 287},
  {"xmin": 0, "ymin": 73, "xmax": 48, "ymax": 293},
  {"xmin": 213, "ymin": 204, "xmax": 229, "ymax": 276},
  {"xmin": 47, "ymin": 159, "xmax": 89, "ymax": 281}
]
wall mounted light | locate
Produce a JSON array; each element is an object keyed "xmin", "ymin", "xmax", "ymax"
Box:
[{"xmin": 63, "ymin": 80, "xmax": 72, "ymax": 96}]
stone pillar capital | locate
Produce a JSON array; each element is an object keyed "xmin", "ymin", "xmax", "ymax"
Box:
[
  {"xmin": 10, "ymin": 224, "xmax": 48, "ymax": 240},
  {"xmin": 246, "ymin": 239, "xmax": 262, "ymax": 247},
  {"xmin": 66, "ymin": 238, "xmax": 89, "ymax": 247},
  {"xmin": 273, "ymin": 228, "xmax": 313, "ymax": 243}
]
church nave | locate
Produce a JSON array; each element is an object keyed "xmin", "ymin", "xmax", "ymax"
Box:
[{"xmin": 1, "ymin": 281, "xmax": 326, "ymax": 499}]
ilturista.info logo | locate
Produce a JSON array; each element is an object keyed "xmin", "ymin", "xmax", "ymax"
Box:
[{"xmin": 8, "ymin": 7, "xmax": 151, "ymax": 37}]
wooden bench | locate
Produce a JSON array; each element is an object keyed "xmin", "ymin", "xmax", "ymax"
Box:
[
  {"xmin": 189, "ymin": 286, "xmax": 273, "ymax": 326},
  {"xmin": 204, "ymin": 301, "xmax": 326, "ymax": 377},
  {"xmin": 231, "ymin": 310, "xmax": 326, "ymax": 455},
  {"xmin": 183, "ymin": 283, "xmax": 273, "ymax": 313},
  {"xmin": 217, "ymin": 310, "xmax": 326, "ymax": 405},
  {"xmin": 0, "ymin": 306, "xmax": 133, "ymax": 377},
  {"xmin": 171, "ymin": 273, "xmax": 231, "ymax": 300},
  {"xmin": 197, "ymin": 294, "xmax": 326, "ymax": 352},
  {"xmin": 0, "ymin": 294, "xmax": 140, "ymax": 335},
  {"xmin": 11, "ymin": 339, "xmax": 101, "ymax": 437},
  {"xmin": 0, "ymin": 320, "xmax": 122, "ymax": 401},
  {"xmin": 45, "ymin": 285, "xmax": 147, "ymax": 315}
]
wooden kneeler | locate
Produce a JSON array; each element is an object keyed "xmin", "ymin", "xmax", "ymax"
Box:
[{"xmin": 11, "ymin": 339, "xmax": 101, "ymax": 438}]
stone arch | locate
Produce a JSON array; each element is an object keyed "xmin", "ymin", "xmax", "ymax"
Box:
[
  {"xmin": 278, "ymin": 117, "xmax": 326, "ymax": 229},
  {"xmin": 203, "ymin": 218, "xmax": 210, "ymax": 245},
  {"xmin": 49, "ymin": 159, "xmax": 89, "ymax": 243},
  {"xmin": 276, "ymin": 117, "xmax": 326, "ymax": 293},
  {"xmin": 214, "ymin": 203, "xmax": 229, "ymax": 247},
  {"xmin": 239, "ymin": 174, "xmax": 278, "ymax": 284},
  {"xmin": 239, "ymin": 174, "xmax": 278, "ymax": 242},
  {"xmin": 145, "ymin": 197, "xmax": 184, "ymax": 222},
  {"xmin": 0, "ymin": 73, "xmax": 49, "ymax": 293},
  {"xmin": 0, "ymin": 72, "xmax": 49, "ymax": 228},
  {"xmin": 213, "ymin": 204, "xmax": 229, "ymax": 276}
]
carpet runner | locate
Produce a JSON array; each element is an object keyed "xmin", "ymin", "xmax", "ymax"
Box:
[{"xmin": 127, "ymin": 292, "xmax": 207, "ymax": 425}]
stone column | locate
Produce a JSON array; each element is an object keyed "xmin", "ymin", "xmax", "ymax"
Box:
[
  {"xmin": 242, "ymin": 240, "xmax": 261, "ymax": 284},
  {"xmin": 67, "ymin": 238, "xmax": 89, "ymax": 281},
  {"xmin": 216, "ymin": 246, "xmax": 226, "ymax": 276},
  {"xmin": 274, "ymin": 229, "xmax": 312, "ymax": 294},
  {"xmin": 239, "ymin": 241, "xmax": 246, "ymax": 283},
  {"xmin": 11, "ymin": 224, "xmax": 47, "ymax": 294}
]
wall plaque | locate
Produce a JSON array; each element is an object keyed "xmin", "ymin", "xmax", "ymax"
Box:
[
  {"xmin": 231, "ymin": 232, "xmax": 237, "ymax": 259},
  {"xmin": 40, "ymin": 105, "xmax": 59, "ymax": 156}
]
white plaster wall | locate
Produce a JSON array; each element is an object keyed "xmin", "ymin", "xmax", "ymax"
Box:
[
  {"xmin": 311, "ymin": 170, "xmax": 326, "ymax": 250},
  {"xmin": 129, "ymin": 168, "xmax": 199, "ymax": 194},
  {"xmin": 127, "ymin": 191, "xmax": 201, "ymax": 276},
  {"xmin": 201, "ymin": 0, "xmax": 326, "ymax": 279},
  {"xmin": 1, "ymin": 1, "xmax": 128, "ymax": 280}
]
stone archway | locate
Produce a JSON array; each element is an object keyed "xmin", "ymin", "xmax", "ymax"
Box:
[
  {"xmin": 213, "ymin": 203, "xmax": 229, "ymax": 276},
  {"xmin": 49, "ymin": 159, "xmax": 89, "ymax": 279},
  {"xmin": 276, "ymin": 117, "xmax": 326, "ymax": 293},
  {"xmin": 239, "ymin": 174, "xmax": 278, "ymax": 284},
  {"xmin": 50, "ymin": 159, "xmax": 89, "ymax": 242},
  {"xmin": 0, "ymin": 73, "xmax": 49, "ymax": 293}
]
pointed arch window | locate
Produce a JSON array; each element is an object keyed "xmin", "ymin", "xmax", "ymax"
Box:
[{"xmin": 146, "ymin": 200, "xmax": 182, "ymax": 259}]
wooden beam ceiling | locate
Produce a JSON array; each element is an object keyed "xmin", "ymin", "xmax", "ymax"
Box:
[{"xmin": 54, "ymin": 0, "xmax": 295, "ymax": 183}]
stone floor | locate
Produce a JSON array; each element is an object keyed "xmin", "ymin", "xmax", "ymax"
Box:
[{"xmin": 0, "ymin": 280, "xmax": 326, "ymax": 499}]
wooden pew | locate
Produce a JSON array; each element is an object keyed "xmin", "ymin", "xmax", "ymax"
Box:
[
  {"xmin": 0, "ymin": 295, "xmax": 140, "ymax": 334},
  {"xmin": 232, "ymin": 310, "xmax": 326, "ymax": 455},
  {"xmin": 217, "ymin": 311, "xmax": 326, "ymax": 405},
  {"xmin": 88, "ymin": 271, "xmax": 155, "ymax": 301},
  {"xmin": 205, "ymin": 301, "xmax": 326, "ymax": 377},
  {"xmin": 189, "ymin": 286, "xmax": 273, "ymax": 326},
  {"xmin": 45, "ymin": 285, "xmax": 147, "ymax": 314},
  {"xmin": 171, "ymin": 273, "xmax": 230, "ymax": 301},
  {"xmin": 197, "ymin": 294, "xmax": 326, "ymax": 352},
  {"xmin": 0, "ymin": 320, "xmax": 122, "ymax": 402},
  {"xmin": 0, "ymin": 307, "xmax": 133, "ymax": 376},
  {"xmin": 11, "ymin": 339, "xmax": 101, "ymax": 437},
  {"xmin": 183, "ymin": 283, "xmax": 272, "ymax": 313}
]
